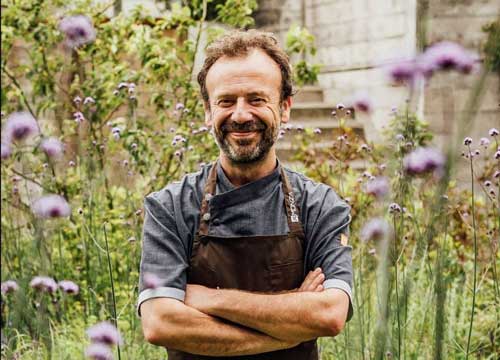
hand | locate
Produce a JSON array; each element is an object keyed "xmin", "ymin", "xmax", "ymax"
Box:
[
  {"xmin": 297, "ymin": 268, "xmax": 324, "ymax": 292},
  {"xmin": 185, "ymin": 284, "xmax": 213, "ymax": 312}
]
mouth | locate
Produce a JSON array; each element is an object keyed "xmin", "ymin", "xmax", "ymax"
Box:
[{"xmin": 228, "ymin": 131, "xmax": 260, "ymax": 139}]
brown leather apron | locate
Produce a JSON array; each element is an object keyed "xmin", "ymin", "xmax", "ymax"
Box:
[{"xmin": 167, "ymin": 162, "xmax": 318, "ymax": 360}]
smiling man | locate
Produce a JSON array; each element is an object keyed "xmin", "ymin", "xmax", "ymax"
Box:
[{"xmin": 138, "ymin": 30, "xmax": 353, "ymax": 359}]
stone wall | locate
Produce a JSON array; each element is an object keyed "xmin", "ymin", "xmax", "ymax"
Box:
[
  {"xmin": 254, "ymin": 0, "xmax": 499, "ymax": 145},
  {"xmin": 424, "ymin": 0, "xmax": 499, "ymax": 144}
]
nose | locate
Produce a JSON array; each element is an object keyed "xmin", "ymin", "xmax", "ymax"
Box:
[{"xmin": 230, "ymin": 98, "xmax": 253, "ymax": 123}]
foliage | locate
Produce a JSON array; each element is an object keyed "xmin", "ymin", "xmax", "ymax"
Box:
[
  {"xmin": 482, "ymin": 18, "xmax": 500, "ymax": 72},
  {"xmin": 285, "ymin": 24, "xmax": 322, "ymax": 86},
  {"xmin": 1, "ymin": 0, "xmax": 499, "ymax": 359}
]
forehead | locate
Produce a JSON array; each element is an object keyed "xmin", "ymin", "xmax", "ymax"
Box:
[{"xmin": 205, "ymin": 49, "xmax": 282, "ymax": 99}]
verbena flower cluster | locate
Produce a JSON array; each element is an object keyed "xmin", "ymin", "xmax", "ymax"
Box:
[
  {"xmin": 59, "ymin": 15, "xmax": 96, "ymax": 48},
  {"xmin": 85, "ymin": 321, "xmax": 122, "ymax": 359},
  {"xmin": 387, "ymin": 41, "xmax": 478, "ymax": 85}
]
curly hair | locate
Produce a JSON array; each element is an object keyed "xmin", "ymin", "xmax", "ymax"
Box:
[{"xmin": 197, "ymin": 29, "xmax": 294, "ymax": 104}]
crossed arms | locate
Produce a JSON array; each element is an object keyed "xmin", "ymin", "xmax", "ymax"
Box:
[{"xmin": 140, "ymin": 268, "xmax": 350, "ymax": 356}]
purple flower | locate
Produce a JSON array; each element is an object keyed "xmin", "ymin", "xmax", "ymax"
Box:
[
  {"xmin": 32, "ymin": 194, "xmax": 71, "ymax": 219},
  {"xmin": 479, "ymin": 137, "xmax": 490, "ymax": 147},
  {"xmin": 365, "ymin": 177, "xmax": 389, "ymax": 199},
  {"xmin": 1, "ymin": 280, "xmax": 19, "ymax": 295},
  {"xmin": 386, "ymin": 59, "xmax": 419, "ymax": 85},
  {"xmin": 73, "ymin": 96, "xmax": 82, "ymax": 104},
  {"xmin": 74, "ymin": 112, "xmax": 85, "ymax": 123},
  {"xmin": 3, "ymin": 112, "xmax": 39, "ymax": 142},
  {"xmin": 388, "ymin": 203, "xmax": 402, "ymax": 213},
  {"xmin": 360, "ymin": 218, "xmax": 390, "ymax": 242},
  {"xmin": 59, "ymin": 15, "xmax": 96, "ymax": 48},
  {"xmin": 336, "ymin": 103, "xmax": 345, "ymax": 110},
  {"xmin": 84, "ymin": 343, "xmax": 114, "ymax": 360},
  {"xmin": 490, "ymin": 128, "xmax": 499, "ymax": 137},
  {"xmin": 484, "ymin": 181, "xmax": 492, "ymax": 187},
  {"xmin": 30, "ymin": 276, "xmax": 57, "ymax": 293},
  {"xmin": 360, "ymin": 144, "xmax": 371, "ymax": 152},
  {"xmin": 418, "ymin": 41, "xmax": 478, "ymax": 75},
  {"xmin": 495, "ymin": 151, "xmax": 500, "ymax": 160},
  {"xmin": 463, "ymin": 137, "xmax": 472, "ymax": 146},
  {"xmin": 84, "ymin": 97, "xmax": 96, "ymax": 105},
  {"xmin": 349, "ymin": 90, "xmax": 374, "ymax": 114},
  {"xmin": 41, "ymin": 137, "xmax": 64, "ymax": 158},
  {"xmin": 58, "ymin": 280, "xmax": 79, "ymax": 295},
  {"xmin": 1, "ymin": 143, "xmax": 12, "ymax": 159},
  {"xmin": 175, "ymin": 103, "xmax": 185, "ymax": 111},
  {"xmin": 86, "ymin": 321, "xmax": 123, "ymax": 345},
  {"xmin": 403, "ymin": 147, "xmax": 445, "ymax": 176},
  {"xmin": 143, "ymin": 272, "xmax": 162, "ymax": 289},
  {"xmin": 494, "ymin": 170, "xmax": 500, "ymax": 178}
]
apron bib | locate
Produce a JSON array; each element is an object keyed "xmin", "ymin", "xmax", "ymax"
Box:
[{"xmin": 168, "ymin": 162, "xmax": 318, "ymax": 360}]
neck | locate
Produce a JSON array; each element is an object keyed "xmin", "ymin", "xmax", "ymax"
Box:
[{"xmin": 219, "ymin": 151, "xmax": 277, "ymax": 187}]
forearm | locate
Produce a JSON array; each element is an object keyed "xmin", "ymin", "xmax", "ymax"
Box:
[
  {"xmin": 141, "ymin": 298, "xmax": 298, "ymax": 356},
  {"xmin": 189, "ymin": 288, "xmax": 347, "ymax": 342}
]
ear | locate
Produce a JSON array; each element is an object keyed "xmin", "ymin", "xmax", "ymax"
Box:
[
  {"xmin": 280, "ymin": 97, "xmax": 292, "ymax": 124},
  {"xmin": 203, "ymin": 101, "xmax": 212, "ymax": 126}
]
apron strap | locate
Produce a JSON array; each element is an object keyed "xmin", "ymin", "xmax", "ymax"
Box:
[
  {"xmin": 280, "ymin": 167, "xmax": 306, "ymax": 238},
  {"xmin": 197, "ymin": 161, "xmax": 218, "ymax": 237}
]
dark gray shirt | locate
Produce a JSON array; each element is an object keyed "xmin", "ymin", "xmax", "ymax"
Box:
[{"xmin": 138, "ymin": 161, "xmax": 353, "ymax": 318}]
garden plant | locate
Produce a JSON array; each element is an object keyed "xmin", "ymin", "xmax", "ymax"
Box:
[{"xmin": 1, "ymin": 0, "xmax": 499, "ymax": 359}]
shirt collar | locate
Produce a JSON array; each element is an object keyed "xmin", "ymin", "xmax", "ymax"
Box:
[{"xmin": 211, "ymin": 159, "xmax": 282, "ymax": 208}]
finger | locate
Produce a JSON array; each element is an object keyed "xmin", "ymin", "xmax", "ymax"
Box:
[
  {"xmin": 298, "ymin": 271, "xmax": 314, "ymax": 291},
  {"xmin": 315, "ymin": 284, "xmax": 324, "ymax": 292},
  {"xmin": 300, "ymin": 268, "xmax": 322, "ymax": 291},
  {"xmin": 309, "ymin": 272, "xmax": 325, "ymax": 291}
]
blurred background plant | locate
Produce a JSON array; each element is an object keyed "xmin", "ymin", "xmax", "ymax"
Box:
[
  {"xmin": 1, "ymin": 0, "xmax": 498, "ymax": 359},
  {"xmin": 285, "ymin": 24, "xmax": 322, "ymax": 86}
]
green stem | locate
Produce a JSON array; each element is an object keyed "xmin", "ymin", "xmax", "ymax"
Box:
[
  {"xmin": 103, "ymin": 224, "xmax": 121, "ymax": 360},
  {"xmin": 393, "ymin": 215, "xmax": 401, "ymax": 358},
  {"xmin": 465, "ymin": 145, "xmax": 478, "ymax": 359}
]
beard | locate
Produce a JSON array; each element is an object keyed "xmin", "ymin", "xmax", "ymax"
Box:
[{"xmin": 212, "ymin": 116, "xmax": 280, "ymax": 164}]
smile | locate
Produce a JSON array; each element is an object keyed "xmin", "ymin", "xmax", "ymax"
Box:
[{"xmin": 228, "ymin": 131, "xmax": 260, "ymax": 139}]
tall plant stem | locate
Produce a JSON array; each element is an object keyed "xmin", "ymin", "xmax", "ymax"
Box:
[
  {"xmin": 103, "ymin": 224, "xmax": 121, "ymax": 360},
  {"xmin": 392, "ymin": 216, "xmax": 401, "ymax": 358},
  {"xmin": 465, "ymin": 146, "xmax": 478, "ymax": 359}
]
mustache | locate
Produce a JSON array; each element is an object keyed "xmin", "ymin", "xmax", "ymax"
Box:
[{"xmin": 220, "ymin": 120, "xmax": 267, "ymax": 132}]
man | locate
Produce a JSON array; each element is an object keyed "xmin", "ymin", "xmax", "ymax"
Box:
[{"xmin": 138, "ymin": 30, "xmax": 353, "ymax": 359}]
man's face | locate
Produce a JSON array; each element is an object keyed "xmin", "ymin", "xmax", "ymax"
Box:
[{"xmin": 204, "ymin": 49, "xmax": 291, "ymax": 164}]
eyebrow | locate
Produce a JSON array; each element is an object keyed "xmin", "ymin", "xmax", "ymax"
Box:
[{"xmin": 215, "ymin": 91, "xmax": 269, "ymax": 100}]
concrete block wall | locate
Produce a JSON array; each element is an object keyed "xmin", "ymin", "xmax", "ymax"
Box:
[{"xmin": 254, "ymin": 0, "xmax": 499, "ymax": 146}]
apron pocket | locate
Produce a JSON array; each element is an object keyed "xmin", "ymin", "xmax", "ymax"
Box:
[{"xmin": 269, "ymin": 260, "xmax": 304, "ymax": 291}]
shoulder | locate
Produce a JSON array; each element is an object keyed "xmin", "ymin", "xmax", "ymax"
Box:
[{"xmin": 145, "ymin": 163, "xmax": 213, "ymax": 209}]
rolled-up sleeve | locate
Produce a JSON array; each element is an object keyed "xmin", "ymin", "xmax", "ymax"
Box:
[
  {"xmin": 137, "ymin": 191, "xmax": 189, "ymax": 316},
  {"xmin": 305, "ymin": 187, "xmax": 354, "ymax": 321}
]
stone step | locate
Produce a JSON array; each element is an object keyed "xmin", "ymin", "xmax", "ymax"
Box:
[
  {"xmin": 293, "ymin": 86, "xmax": 324, "ymax": 103},
  {"xmin": 285, "ymin": 118, "xmax": 364, "ymax": 130},
  {"xmin": 283, "ymin": 159, "xmax": 366, "ymax": 171},
  {"xmin": 276, "ymin": 126, "xmax": 365, "ymax": 160},
  {"xmin": 290, "ymin": 102, "xmax": 355, "ymax": 124}
]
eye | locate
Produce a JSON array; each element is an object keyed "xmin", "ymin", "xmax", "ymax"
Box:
[
  {"xmin": 217, "ymin": 99, "xmax": 233, "ymax": 107},
  {"xmin": 250, "ymin": 98, "xmax": 265, "ymax": 105}
]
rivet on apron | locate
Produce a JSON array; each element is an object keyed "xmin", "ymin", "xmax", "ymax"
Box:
[{"xmin": 202, "ymin": 213, "xmax": 210, "ymax": 221}]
